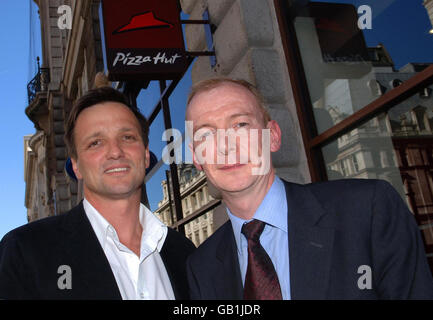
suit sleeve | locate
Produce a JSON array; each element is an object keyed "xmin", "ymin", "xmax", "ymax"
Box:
[
  {"xmin": 186, "ymin": 255, "xmax": 202, "ymax": 300},
  {"xmin": 371, "ymin": 180, "xmax": 433, "ymax": 299},
  {"xmin": 0, "ymin": 232, "xmax": 32, "ymax": 299}
]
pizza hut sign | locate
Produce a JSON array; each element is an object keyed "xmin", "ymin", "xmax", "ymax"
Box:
[{"xmin": 101, "ymin": 0, "xmax": 187, "ymax": 81}]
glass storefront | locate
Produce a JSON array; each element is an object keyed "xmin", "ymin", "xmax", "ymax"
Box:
[
  {"xmin": 293, "ymin": 0, "xmax": 433, "ymax": 133},
  {"xmin": 322, "ymin": 92, "xmax": 433, "ymax": 254},
  {"xmin": 282, "ymin": 0, "xmax": 433, "ymax": 268}
]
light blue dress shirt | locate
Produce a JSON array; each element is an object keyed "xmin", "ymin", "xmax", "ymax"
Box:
[{"xmin": 226, "ymin": 176, "xmax": 291, "ymax": 300}]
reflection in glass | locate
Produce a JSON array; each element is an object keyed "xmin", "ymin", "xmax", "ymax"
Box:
[
  {"xmin": 322, "ymin": 91, "xmax": 433, "ymax": 252},
  {"xmin": 292, "ymin": 0, "xmax": 433, "ymax": 133}
]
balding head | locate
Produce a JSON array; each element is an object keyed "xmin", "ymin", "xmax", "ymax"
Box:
[{"xmin": 186, "ymin": 78, "xmax": 270, "ymax": 126}]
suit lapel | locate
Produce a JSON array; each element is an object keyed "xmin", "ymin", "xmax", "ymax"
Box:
[
  {"xmin": 215, "ymin": 222, "xmax": 244, "ymax": 299},
  {"xmin": 160, "ymin": 229, "xmax": 191, "ymax": 300},
  {"xmin": 283, "ymin": 181, "xmax": 335, "ymax": 299},
  {"xmin": 61, "ymin": 202, "xmax": 122, "ymax": 299}
]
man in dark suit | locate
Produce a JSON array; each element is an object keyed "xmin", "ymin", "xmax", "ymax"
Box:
[
  {"xmin": 0, "ymin": 87, "xmax": 195, "ymax": 299},
  {"xmin": 185, "ymin": 77, "xmax": 433, "ymax": 299}
]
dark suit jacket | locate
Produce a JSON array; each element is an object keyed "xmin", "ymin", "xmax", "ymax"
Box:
[
  {"xmin": 186, "ymin": 179, "xmax": 433, "ymax": 299},
  {"xmin": 0, "ymin": 202, "xmax": 195, "ymax": 299}
]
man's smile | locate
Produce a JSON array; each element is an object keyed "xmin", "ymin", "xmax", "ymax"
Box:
[{"xmin": 104, "ymin": 165, "xmax": 131, "ymax": 174}]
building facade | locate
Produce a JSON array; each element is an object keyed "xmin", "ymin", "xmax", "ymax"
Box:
[
  {"xmin": 25, "ymin": 0, "xmax": 104, "ymax": 221},
  {"xmin": 155, "ymin": 164, "xmax": 215, "ymax": 246}
]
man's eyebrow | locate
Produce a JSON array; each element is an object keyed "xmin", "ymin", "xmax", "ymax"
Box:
[
  {"xmin": 194, "ymin": 113, "xmax": 254, "ymax": 131},
  {"xmin": 194, "ymin": 122, "xmax": 214, "ymax": 132},
  {"xmin": 82, "ymin": 131, "xmax": 103, "ymax": 143},
  {"xmin": 81, "ymin": 127, "xmax": 138, "ymax": 142},
  {"xmin": 229, "ymin": 112, "xmax": 254, "ymax": 119},
  {"xmin": 118, "ymin": 127, "xmax": 138, "ymax": 133}
]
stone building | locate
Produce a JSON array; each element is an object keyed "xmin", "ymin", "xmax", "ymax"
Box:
[
  {"xmin": 155, "ymin": 164, "xmax": 215, "ymax": 246},
  {"xmin": 25, "ymin": 0, "xmax": 104, "ymax": 221}
]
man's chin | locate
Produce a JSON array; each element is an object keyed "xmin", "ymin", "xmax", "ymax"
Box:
[
  {"xmin": 212, "ymin": 177, "xmax": 254, "ymax": 194},
  {"xmin": 86, "ymin": 184, "xmax": 142, "ymax": 200}
]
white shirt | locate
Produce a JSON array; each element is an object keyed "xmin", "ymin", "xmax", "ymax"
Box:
[{"xmin": 83, "ymin": 199, "xmax": 175, "ymax": 300}]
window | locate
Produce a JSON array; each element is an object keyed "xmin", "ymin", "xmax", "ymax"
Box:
[
  {"xmin": 352, "ymin": 154, "xmax": 359, "ymax": 173},
  {"xmin": 203, "ymin": 227, "xmax": 208, "ymax": 240},
  {"xmin": 412, "ymin": 106, "xmax": 428, "ymax": 132},
  {"xmin": 196, "ymin": 189, "xmax": 202, "ymax": 206},
  {"xmin": 340, "ymin": 160, "xmax": 347, "ymax": 177},
  {"xmin": 420, "ymin": 87, "xmax": 432, "ymax": 99},
  {"xmin": 191, "ymin": 194, "xmax": 197, "ymax": 209},
  {"xmin": 194, "ymin": 231, "xmax": 200, "ymax": 245},
  {"xmin": 390, "ymin": 79, "xmax": 403, "ymax": 89}
]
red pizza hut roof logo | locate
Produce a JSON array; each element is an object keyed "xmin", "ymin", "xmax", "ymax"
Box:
[{"xmin": 113, "ymin": 11, "xmax": 173, "ymax": 34}]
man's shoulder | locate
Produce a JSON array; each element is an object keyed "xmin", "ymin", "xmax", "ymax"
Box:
[
  {"xmin": 0, "ymin": 204, "xmax": 82, "ymax": 246},
  {"xmin": 188, "ymin": 221, "xmax": 233, "ymax": 263},
  {"xmin": 282, "ymin": 178, "xmax": 392, "ymax": 204},
  {"xmin": 166, "ymin": 227, "xmax": 195, "ymax": 248},
  {"xmin": 163, "ymin": 227, "xmax": 196, "ymax": 255},
  {"xmin": 284, "ymin": 177, "xmax": 384, "ymax": 191}
]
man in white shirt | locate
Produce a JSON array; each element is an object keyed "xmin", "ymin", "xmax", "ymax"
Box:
[{"xmin": 0, "ymin": 87, "xmax": 195, "ymax": 299}]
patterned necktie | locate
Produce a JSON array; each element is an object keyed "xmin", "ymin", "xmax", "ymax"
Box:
[{"xmin": 241, "ymin": 219, "xmax": 282, "ymax": 300}]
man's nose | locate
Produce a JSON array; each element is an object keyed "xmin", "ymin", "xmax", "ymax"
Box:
[
  {"xmin": 216, "ymin": 131, "xmax": 228, "ymax": 156},
  {"xmin": 106, "ymin": 140, "xmax": 124, "ymax": 159},
  {"xmin": 216, "ymin": 130, "xmax": 236, "ymax": 156}
]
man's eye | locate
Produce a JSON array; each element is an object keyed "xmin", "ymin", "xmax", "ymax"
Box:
[
  {"xmin": 88, "ymin": 140, "xmax": 101, "ymax": 148},
  {"xmin": 235, "ymin": 122, "xmax": 249, "ymax": 129},
  {"xmin": 196, "ymin": 129, "xmax": 215, "ymax": 140},
  {"xmin": 123, "ymin": 135, "xmax": 136, "ymax": 141}
]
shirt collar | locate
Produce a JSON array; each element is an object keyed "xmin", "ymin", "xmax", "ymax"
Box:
[
  {"xmin": 226, "ymin": 176, "xmax": 288, "ymax": 254},
  {"xmin": 83, "ymin": 199, "xmax": 168, "ymax": 257},
  {"xmin": 139, "ymin": 203, "xmax": 168, "ymax": 254}
]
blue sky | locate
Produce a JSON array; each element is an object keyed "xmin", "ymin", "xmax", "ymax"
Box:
[
  {"xmin": 0, "ymin": 1, "xmax": 39, "ymax": 239},
  {"xmin": 137, "ymin": 68, "xmax": 193, "ymax": 212},
  {"xmin": 0, "ymin": 0, "xmax": 432, "ymax": 239}
]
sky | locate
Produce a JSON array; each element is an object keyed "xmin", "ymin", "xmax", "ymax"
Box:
[
  {"xmin": 0, "ymin": 1, "xmax": 39, "ymax": 239},
  {"xmin": 0, "ymin": 0, "xmax": 432, "ymax": 239}
]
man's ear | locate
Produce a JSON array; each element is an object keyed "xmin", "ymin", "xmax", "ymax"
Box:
[
  {"xmin": 267, "ymin": 120, "xmax": 282, "ymax": 153},
  {"xmin": 145, "ymin": 147, "xmax": 150, "ymax": 169},
  {"xmin": 71, "ymin": 157, "xmax": 83, "ymax": 180},
  {"xmin": 189, "ymin": 142, "xmax": 203, "ymax": 171}
]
